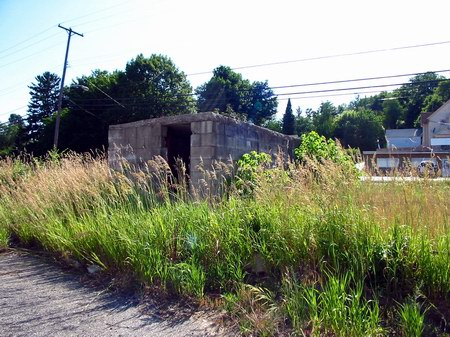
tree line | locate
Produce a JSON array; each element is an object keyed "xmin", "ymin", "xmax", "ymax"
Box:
[
  {"xmin": 1, "ymin": 53, "xmax": 449, "ymax": 156},
  {"xmin": 275, "ymin": 71, "xmax": 450, "ymax": 151}
]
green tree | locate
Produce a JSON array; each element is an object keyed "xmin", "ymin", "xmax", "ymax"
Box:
[
  {"xmin": 25, "ymin": 72, "xmax": 60, "ymax": 147},
  {"xmin": 60, "ymin": 70, "xmax": 121, "ymax": 152},
  {"xmin": 397, "ymin": 72, "xmax": 443, "ymax": 127},
  {"xmin": 197, "ymin": 66, "xmax": 251, "ymax": 114},
  {"xmin": 294, "ymin": 131, "xmax": 352, "ymax": 165},
  {"xmin": 422, "ymin": 79, "xmax": 450, "ymax": 112},
  {"xmin": 56, "ymin": 54, "xmax": 195, "ymax": 153},
  {"xmin": 246, "ymin": 81, "xmax": 277, "ymax": 125},
  {"xmin": 295, "ymin": 107, "xmax": 314, "ymax": 136},
  {"xmin": 334, "ymin": 110, "xmax": 385, "ymax": 151},
  {"xmin": 196, "ymin": 66, "xmax": 277, "ymax": 125},
  {"xmin": 119, "ymin": 54, "xmax": 196, "ymax": 121},
  {"xmin": 282, "ymin": 99, "xmax": 296, "ymax": 135},
  {"xmin": 310, "ymin": 101, "xmax": 338, "ymax": 139},
  {"xmin": 382, "ymin": 99, "xmax": 403, "ymax": 129},
  {"xmin": 263, "ymin": 119, "xmax": 282, "ymax": 133},
  {"xmin": 0, "ymin": 114, "xmax": 25, "ymax": 156}
]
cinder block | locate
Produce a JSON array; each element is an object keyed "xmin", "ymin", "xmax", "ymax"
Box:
[
  {"xmin": 225, "ymin": 136, "xmax": 236, "ymax": 147},
  {"xmin": 216, "ymin": 146, "xmax": 232, "ymax": 160},
  {"xmin": 124, "ymin": 127, "xmax": 137, "ymax": 148},
  {"xmin": 191, "ymin": 134, "xmax": 201, "ymax": 147},
  {"xmin": 215, "ymin": 122, "xmax": 225, "ymax": 135},
  {"xmin": 150, "ymin": 124, "xmax": 162, "ymax": 136},
  {"xmin": 191, "ymin": 121, "xmax": 202, "ymax": 133},
  {"xmin": 191, "ymin": 146, "xmax": 216, "ymax": 158},
  {"xmin": 148, "ymin": 136, "xmax": 162, "ymax": 148},
  {"xmin": 225, "ymin": 125, "xmax": 237, "ymax": 137},
  {"xmin": 201, "ymin": 133, "xmax": 217, "ymax": 146},
  {"xmin": 215, "ymin": 133, "xmax": 226, "ymax": 147},
  {"xmin": 201, "ymin": 121, "xmax": 214, "ymax": 133}
]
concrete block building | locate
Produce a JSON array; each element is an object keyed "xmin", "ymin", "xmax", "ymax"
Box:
[{"xmin": 108, "ymin": 112, "xmax": 300, "ymax": 184}]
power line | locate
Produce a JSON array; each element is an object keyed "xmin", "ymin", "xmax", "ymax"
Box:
[
  {"xmin": 187, "ymin": 39, "xmax": 450, "ymax": 76},
  {"xmin": 274, "ymin": 79, "xmax": 447, "ymax": 97},
  {"xmin": 270, "ymin": 69, "xmax": 450, "ymax": 90},
  {"xmin": 1, "ymin": 71, "xmax": 448, "ymax": 126},
  {"xmin": 0, "ymin": 26, "xmax": 55, "ymax": 55},
  {"xmin": 0, "ymin": 44, "xmax": 61, "ymax": 70},
  {"xmin": 60, "ymin": 1, "xmax": 130, "ymax": 26},
  {"xmin": 0, "ymin": 33, "xmax": 61, "ymax": 61},
  {"xmin": 68, "ymin": 73, "xmax": 450, "ymax": 103}
]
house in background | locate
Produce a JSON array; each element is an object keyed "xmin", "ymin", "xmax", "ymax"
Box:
[
  {"xmin": 363, "ymin": 99, "xmax": 450, "ymax": 176},
  {"xmin": 385, "ymin": 128, "xmax": 422, "ymax": 149},
  {"xmin": 421, "ymin": 99, "xmax": 450, "ymax": 150}
]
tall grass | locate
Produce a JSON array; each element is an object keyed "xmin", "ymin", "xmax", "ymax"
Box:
[{"xmin": 0, "ymin": 152, "xmax": 449, "ymax": 335}]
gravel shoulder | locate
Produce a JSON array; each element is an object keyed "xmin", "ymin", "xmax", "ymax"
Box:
[{"xmin": 0, "ymin": 250, "xmax": 230, "ymax": 337}]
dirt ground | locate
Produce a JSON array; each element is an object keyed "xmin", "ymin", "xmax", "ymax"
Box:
[{"xmin": 0, "ymin": 250, "xmax": 230, "ymax": 337}]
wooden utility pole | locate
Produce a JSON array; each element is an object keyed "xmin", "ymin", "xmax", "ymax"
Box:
[{"xmin": 53, "ymin": 24, "xmax": 83, "ymax": 148}]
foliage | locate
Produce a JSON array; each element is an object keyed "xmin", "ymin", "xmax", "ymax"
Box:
[
  {"xmin": 282, "ymin": 98, "xmax": 295, "ymax": 135},
  {"xmin": 294, "ymin": 107, "xmax": 314, "ymax": 136},
  {"xmin": 0, "ymin": 153, "xmax": 449, "ymax": 335},
  {"xmin": 398, "ymin": 299, "xmax": 427, "ymax": 337},
  {"xmin": 19, "ymin": 54, "xmax": 196, "ymax": 154},
  {"xmin": 294, "ymin": 131, "xmax": 352, "ymax": 164},
  {"xmin": 0, "ymin": 114, "xmax": 25, "ymax": 156},
  {"xmin": 310, "ymin": 101, "xmax": 338, "ymax": 139},
  {"xmin": 25, "ymin": 72, "xmax": 60, "ymax": 151},
  {"xmin": 196, "ymin": 66, "xmax": 277, "ymax": 125},
  {"xmin": 422, "ymin": 79, "xmax": 450, "ymax": 113},
  {"xmin": 334, "ymin": 109, "xmax": 385, "ymax": 151},
  {"xmin": 118, "ymin": 54, "xmax": 196, "ymax": 119},
  {"xmin": 397, "ymin": 71, "xmax": 444, "ymax": 127},
  {"xmin": 262, "ymin": 119, "xmax": 282, "ymax": 133},
  {"xmin": 382, "ymin": 98, "xmax": 403, "ymax": 129},
  {"xmin": 236, "ymin": 151, "xmax": 272, "ymax": 195}
]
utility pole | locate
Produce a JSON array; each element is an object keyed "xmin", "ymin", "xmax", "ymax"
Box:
[{"xmin": 53, "ymin": 24, "xmax": 83, "ymax": 148}]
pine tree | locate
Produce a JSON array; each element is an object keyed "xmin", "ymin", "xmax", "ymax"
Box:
[
  {"xmin": 26, "ymin": 72, "xmax": 60, "ymax": 145},
  {"xmin": 282, "ymin": 98, "xmax": 296, "ymax": 135}
]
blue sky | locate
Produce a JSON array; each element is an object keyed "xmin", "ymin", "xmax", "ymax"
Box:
[{"xmin": 2, "ymin": 0, "xmax": 450, "ymax": 123}]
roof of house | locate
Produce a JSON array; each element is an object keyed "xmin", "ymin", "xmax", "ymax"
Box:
[
  {"xmin": 422, "ymin": 98, "xmax": 450, "ymax": 125},
  {"xmin": 385, "ymin": 128, "xmax": 422, "ymax": 138}
]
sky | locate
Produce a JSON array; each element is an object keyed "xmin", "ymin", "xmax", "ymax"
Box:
[{"xmin": 1, "ymin": 0, "xmax": 450, "ymax": 123}]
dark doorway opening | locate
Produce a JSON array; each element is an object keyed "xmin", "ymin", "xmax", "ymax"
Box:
[{"xmin": 166, "ymin": 124, "xmax": 191, "ymax": 178}]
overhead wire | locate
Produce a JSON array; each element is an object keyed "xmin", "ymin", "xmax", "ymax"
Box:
[
  {"xmin": 0, "ymin": 26, "xmax": 56, "ymax": 55},
  {"xmin": 187, "ymin": 39, "xmax": 450, "ymax": 76}
]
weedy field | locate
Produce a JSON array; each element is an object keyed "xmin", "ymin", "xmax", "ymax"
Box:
[{"xmin": 0, "ymin": 152, "xmax": 449, "ymax": 336}]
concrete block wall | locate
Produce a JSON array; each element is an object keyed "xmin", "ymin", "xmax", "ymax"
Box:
[
  {"xmin": 108, "ymin": 123, "xmax": 164, "ymax": 170},
  {"xmin": 108, "ymin": 112, "xmax": 300, "ymax": 190}
]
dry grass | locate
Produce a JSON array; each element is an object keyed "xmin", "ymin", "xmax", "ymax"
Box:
[{"xmin": 0, "ymin": 152, "xmax": 449, "ymax": 336}]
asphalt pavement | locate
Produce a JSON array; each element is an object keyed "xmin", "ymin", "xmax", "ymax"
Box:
[{"xmin": 0, "ymin": 251, "xmax": 230, "ymax": 337}]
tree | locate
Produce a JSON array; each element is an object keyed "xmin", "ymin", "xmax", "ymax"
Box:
[
  {"xmin": 282, "ymin": 98, "xmax": 295, "ymax": 134},
  {"xmin": 294, "ymin": 107, "xmax": 314, "ymax": 137},
  {"xmin": 246, "ymin": 81, "xmax": 277, "ymax": 125},
  {"xmin": 60, "ymin": 70, "xmax": 121, "ymax": 152},
  {"xmin": 310, "ymin": 101, "xmax": 338, "ymax": 139},
  {"xmin": 119, "ymin": 54, "xmax": 196, "ymax": 121},
  {"xmin": 382, "ymin": 99, "xmax": 403, "ymax": 129},
  {"xmin": 334, "ymin": 110, "xmax": 385, "ymax": 151},
  {"xmin": 55, "ymin": 55, "xmax": 195, "ymax": 153},
  {"xmin": 196, "ymin": 66, "xmax": 277, "ymax": 125},
  {"xmin": 422, "ymin": 79, "xmax": 450, "ymax": 113},
  {"xmin": 25, "ymin": 72, "xmax": 60, "ymax": 148},
  {"xmin": 397, "ymin": 72, "xmax": 443, "ymax": 127},
  {"xmin": 197, "ymin": 66, "xmax": 250, "ymax": 114},
  {"xmin": 0, "ymin": 114, "xmax": 25, "ymax": 156},
  {"xmin": 294, "ymin": 131, "xmax": 353, "ymax": 165},
  {"xmin": 263, "ymin": 119, "xmax": 282, "ymax": 133}
]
